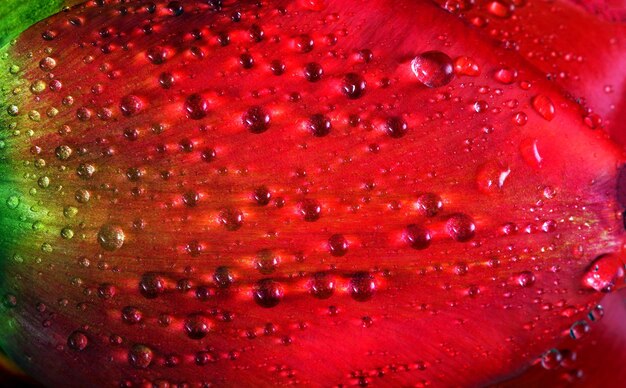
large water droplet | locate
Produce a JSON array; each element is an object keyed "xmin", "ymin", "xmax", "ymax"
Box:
[
  {"xmin": 184, "ymin": 314, "xmax": 211, "ymax": 339},
  {"xmin": 67, "ymin": 330, "xmax": 88, "ymax": 351},
  {"xmin": 446, "ymin": 214, "xmax": 476, "ymax": 242},
  {"xmin": 404, "ymin": 224, "xmax": 432, "ymax": 250},
  {"xmin": 185, "ymin": 94, "xmax": 209, "ymax": 120},
  {"xmin": 253, "ymin": 279, "xmax": 284, "ymax": 308},
  {"xmin": 309, "ymin": 272, "xmax": 335, "ymax": 299},
  {"xmin": 581, "ymin": 253, "xmax": 625, "ymax": 293},
  {"xmin": 411, "ymin": 51, "xmax": 454, "ymax": 88},
  {"xmin": 349, "ymin": 272, "xmax": 376, "ymax": 301},
  {"xmin": 243, "ymin": 106, "xmax": 271, "ymax": 134},
  {"xmin": 97, "ymin": 224, "xmax": 125, "ymax": 251},
  {"xmin": 128, "ymin": 344, "xmax": 154, "ymax": 369}
]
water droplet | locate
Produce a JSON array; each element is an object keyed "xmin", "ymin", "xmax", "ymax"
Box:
[
  {"xmin": 128, "ymin": 344, "xmax": 154, "ymax": 369},
  {"xmin": 139, "ymin": 273, "xmax": 166, "ymax": 299},
  {"xmin": 531, "ymin": 95, "xmax": 555, "ymax": 121},
  {"xmin": 415, "ymin": 193, "xmax": 443, "ymax": 217},
  {"xmin": 299, "ymin": 199, "xmax": 322, "ymax": 222},
  {"xmin": 494, "ymin": 67, "xmax": 518, "ymax": 84},
  {"xmin": 540, "ymin": 348, "xmax": 562, "ymax": 370},
  {"xmin": 309, "ymin": 272, "xmax": 335, "ymax": 299},
  {"xmin": 120, "ymin": 95, "xmax": 143, "ymax": 116},
  {"xmin": 349, "ymin": 272, "xmax": 376, "ymax": 302},
  {"xmin": 385, "ymin": 116, "xmax": 408, "ymax": 138},
  {"xmin": 39, "ymin": 57, "xmax": 57, "ymax": 72},
  {"xmin": 581, "ymin": 253, "xmax": 625, "ymax": 293},
  {"xmin": 270, "ymin": 60, "xmax": 286, "ymax": 75},
  {"xmin": 583, "ymin": 113, "xmax": 602, "ymax": 129},
  {"xmin": 569, "ymin": 321, "xmax": 590, "ymax": 340},
  {"xmin": 487, "ymin": 1, "xmax": 512, "ymax": 17},
  {"xmin": 411, "ymin": 51, "xmax": 454, "ymax": 88},
  {"xmin": 476, "ymin": 161, "xmax": 510, "ymax": 193},
  {"xmin": 184, "ymin": 314, "xmax": 211, "ymax": 339},
  {"xmin": 6, "ymin": 196, "xmax": 19, "ymax": 209},
  {"xmin": 185, "ymin": 94, "xmax": 209, "ymax": 120},
  {"xmin": 293, "ymin": 34, "xmax": 314, "ymax": 53},
  {"xmin": 404, "ymin": 224, "xmax": 432, "ymax": 250},
  {"xmin": 453, "ymin": 56, "xmax": 480, "ymax": 76},
  {"xmin": 517, "ymin": 271, "xmax": 536, "ymax": 287},
  {"xmin": 146, "ymin": 46, "xmax": 169, "ymax": 65},
  {"xmin": 588, "ymin": 305, "xmax": 604, "ymax": 322},
  {"xmin": 67, "ymin": 330, "xmax": 88, "ymax": 351},
  {"xmin": 213, "ymin": 266, "xmax": 234, "ymax": 288},
  {"xmin": 159, "ymin": 72, "xmax": 175, "ymax": 89},
  {"xmin": 218, "ymin": 208, "xmax": 244, "ymax": 231},
  {"xmin": 307, "ymin": 114, "xmax": 332, "ymax": 137},
  {"xmin": 328, "ymin": 234, "xmax": 348, "ymax": 256},
  {"xmin": 255, "ymin": 249, "xmax": 280, "ymax": 274},
  {"xmin": 243, "ymin": 106, "xmax": 271, "ymax": 134},
  {"xmin": 97, "ymin": 224, "xmax": 125, "ymax": 251},
  {"xmin": 304, "ymin": 62, "xmax": 323, "ymax": 82},
  {"xmin": 342, "ymin": 73, "xmax": 366, "ymax": 99},
  {"xmin": 519, "ymin": 138, "xmax": 543, "ymax": 169},
  {"xmin": 117, "ymin": 304, "xmax": 142, "ymax": 324},
  {"xmin": 253, "ymin": 279, "xmax": 284, "ymax": 308},
  {"xmin": 446, "ymin": 214, "xmax": 476, "ymax": 242}
]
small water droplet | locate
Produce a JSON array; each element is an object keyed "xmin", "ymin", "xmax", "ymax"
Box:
[
  {"xmin": 517, "ymin": 271, "xmax": 536, "ymax": 287},
  {"xmin": 328, "ymin": 234, "xmax": 348, "ymax": 256},
  {"xmin": 569, "ymin": 321, "xmax": 590, "ymax": 340},
  {"xmin": 531, "ymin": 95, "xmax": 555, "ymax": 121},
  {"xmin": 494, "ymin": 67, "xmax": 518, "ymax": 84},
  {"xmin": 588, "ymin": 305, "xmax": 604, "ymax": 322},
  {"xmin": 540, "ymin": 348, "xmax": 562, "ymax": 370}
]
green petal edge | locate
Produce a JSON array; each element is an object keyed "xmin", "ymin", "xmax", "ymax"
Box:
[{"xmin": 0, "ymin": 0, "xmax": 70, "ymax": 50}]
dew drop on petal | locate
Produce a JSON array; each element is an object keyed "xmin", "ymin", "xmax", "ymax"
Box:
[
  {"xmin": 97, "ymin": 224, "xmax": 125, "ymax": 251},
  {"xmin": 309, "ymin": 272, "xmax": 335, "ymax": 299},
  {"xmin": 404, "ymin": 224, "xmax": 432, "ymax": 250},
  {"xmin": 446, "ymin": 213, "xmax": 476, "ymax": 242},
  {"xmin": 128, "ymin": 344, "xmax": 154, "ymax": 369},
  {"xmin": 531, "ymin": 94, "xmax": 555, "ymax": 121},
  {"xmin": 411, "ymin": 51, "xmax": 454, "ymax": 88},
  {"xmin": 185, "ymin": 94, "xmax": 209, "ymax": 120},
  {"xmin": 540, "ymin": 348, "xmax": 562, "ymax": 370},
  {"xmin": 67, "ymin": 330, "xmax": 88, "ymax": 351},
  {"xmin": 569, "ymin": 321, "xmax": 590, "ymax": 340},
  {"xmin": 581, "ymin": 253, "xmax": 625, "ymax": 293},
  {"xmin": 253, "ymin": 279, "xmax": 284, "ymax": 308},
  {"xmin": 349, "ymin": 272, "xmax": 376, "ymax": 302}
]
